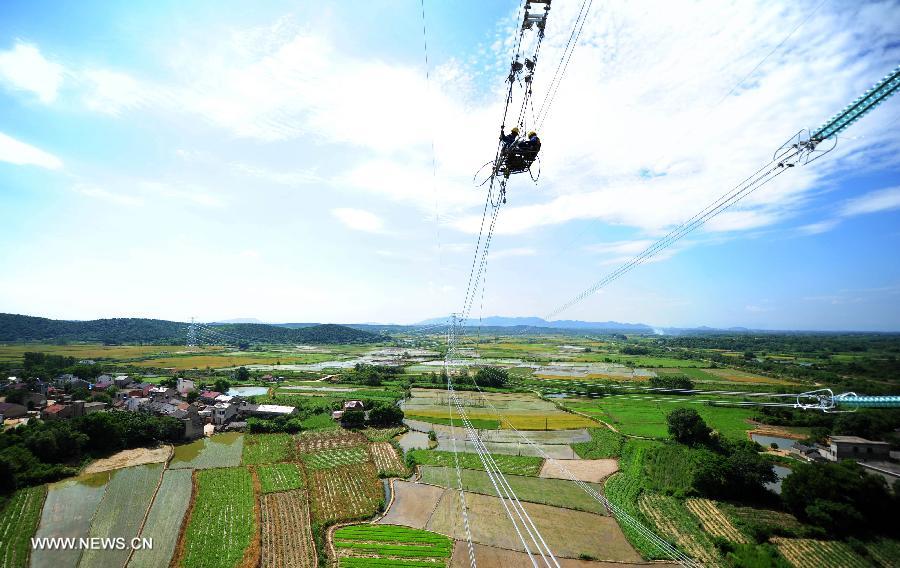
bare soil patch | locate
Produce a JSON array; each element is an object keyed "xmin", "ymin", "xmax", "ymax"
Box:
[
  {"xmin": 428, "ymin": 490, "xmax": 641, "ymax": 561},
  {"xmin": 376, "ymin": 481, "xmax": 446, "ymax": 529},
  {"xmin": 450, "ymin": 542, "xmax": 663, "ymax": 567},
  {"xmin": 82, "ymin": 446, "xmax": 171, "ymax": 475},
  {"xmin": 260, "ymin": 489, "xmax": 316, "ymax": 568},
  {"xmin": 539, "ymin": 458, "xmax": 618, "ymax": 483}
]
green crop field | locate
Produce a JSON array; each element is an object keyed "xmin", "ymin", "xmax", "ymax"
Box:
[
  {"xmin": 572, "ymin": 427, "xmax": 625, "ymax": 458},
  {"xmin": 257, "ymin": 463, "xmax": 304, "ymax": 493},
  {"xmin": 242, "ymin": 433, "xmax": 295, "ymax": 465},
  {"xmin": 565, "ymin": 396, "xmax": 755, "ymax": 439},
  {"xmin": 0, "ymin": 485, "xmax": 46, "ymax": 568},
  {"xmin": 420, "ymin": 466, "xmax": 607, "ymax": 514},
  {"xmin": 170, "ymin": 433, "xmax": 244, "ymax": 469},
  {"xmin": 80, "ymin": 464, "xmax": 164, "ymax": 568},
  {"xmin": 129, "ymin": 469, "xmax": 193, "ymax": 568},
  {"xmin": 181, "ymin": 467, "xmax": 256, "ymax": 568},
  {"xmin": 334, "ymin": 524, "xmax": 453, "ymax": 567},
  {"xmin": 407, "ymin": 449, "xmax": 543, "ymax": 476},
  {"xmin": 302, "ymin": 446, "xmax": 370, "ymax": 470}
]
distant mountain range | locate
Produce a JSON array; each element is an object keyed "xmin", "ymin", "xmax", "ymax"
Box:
[
  {"xmin": 0, "ymin": 313, "xmax": 380, "ymax": 344},
  {"xmin": 416, "ymin": 315, "xmax": 655, "ymax": 331}
]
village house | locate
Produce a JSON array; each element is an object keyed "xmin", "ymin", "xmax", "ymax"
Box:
[
  {"xmin": 125, "ymin": 397, "xmax": 150, "ymax": 412},
  {"xmin": 0, "ymin": 402, "xmax": 28, "ymax": 420},
  {"xmin": 114, "ymin": 375, "xmax": 131, "ymax": 388},
  {"xmin": 822, "ymin": 435, "xmax": 891, "ymax": 462},
  {"xmin": 199, "ymin": 390, "xmax": 222, "ymax": 404},
  {"xmin": 92, "ymin": 378, "xmax": 114, "ymax": 391},
  {"xmin": 212, "ymin": 402, "xmax": 238, "ymax": 425},
  {"xmin": 176, "ymin": 377, "xmax": 196, "ymax": 395},
  {"xmin": 41, "ymin": 401, "xmax": 85, "ymax": 420},
  {"xmin": 343, "ymin": 400, "xmax": 365, "ymax": 411},
  {"xmin": 240, "ymin": 403, "xmax": 297, "ymax": 419},
  {"xmin": 83, "ymin": 401, "xmax": 107, "ymax": 414},
  {"xmin": 149, "ymin": 386, "xmax": 176, "ymax": 400}
]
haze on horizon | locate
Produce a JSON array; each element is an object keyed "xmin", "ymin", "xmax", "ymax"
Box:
[{"xmin": 1, "ymin": 0, "xmax": 899, "ymax": 332}]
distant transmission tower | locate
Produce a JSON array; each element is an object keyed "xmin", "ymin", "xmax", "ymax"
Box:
[{"xmin": 187, "ymin": 317, "xmax": 198, "ymax": 349}]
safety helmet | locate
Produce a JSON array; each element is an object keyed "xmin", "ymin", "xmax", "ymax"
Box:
[
  {"xmin": 510, "ymin": 127, "xmax": 520, "ymax": 134},
  {"xmin": 528, "ymin": 131, "xmax": 537, "ymax": 137}
]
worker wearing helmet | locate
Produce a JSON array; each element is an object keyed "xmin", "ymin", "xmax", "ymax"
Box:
[
  {"xmin": 499, "ymin": 126, "xmax": 520, "ymax": 152},
  {"xmin": 517, "ymin": 131, "xmax": 541, "ymax": 158}
]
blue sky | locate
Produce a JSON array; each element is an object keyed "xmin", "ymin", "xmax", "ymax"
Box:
[{"xmin": 1, "ymin": 0, "xmax": 899, "ymax": 330}]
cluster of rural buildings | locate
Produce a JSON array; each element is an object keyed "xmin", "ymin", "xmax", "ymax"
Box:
[
  {"xmin": 787, "ymin": 435, "xmax": 898, "ymax": 481},
  {"xmin": 0, "ymin": 374, "xmax": 298, "ymax": 439}
]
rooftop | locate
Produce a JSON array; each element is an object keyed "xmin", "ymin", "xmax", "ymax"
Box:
[{"xmin": 831, "ymin": 435, "xmax": 890, "ymax": 445}]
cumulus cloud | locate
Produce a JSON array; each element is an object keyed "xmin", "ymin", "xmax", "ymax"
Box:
[
  {"xmin": 0, "ymin": 42, "xmax": 63, "ymax": 103},
  {"xmin": 0, "ymin": 132, "xmax": 63, "ymax": 169},
  {"xmin": 332, "ymin": 208, "xmax": 385, "ymax": 233}
]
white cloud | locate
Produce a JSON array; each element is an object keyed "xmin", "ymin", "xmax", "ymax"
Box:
[
  {"xmin": 490, "ymin": 247, "xmax": 536, "ymax": 259},
  {"xmin": 139, "ymin": 181, "xmax": 224, "ymax": 208},
  {"xmin": 586, "ymin": 240, "xmax": 654, "ymax": 256},
  {"xmin": 332, "ymin": 208, "xmax": 384, "ymax": 233},
  {"xmin": 798, "ymin": 219, "xmax": 840, "ymax": 235},
  {"xmin": 80, "ymin": 69, "xmax": 146, "ymax": 115},
  {"xmin": 234, "ymin": 163, "xmax": 321, "ymax": 186},
  {"xmin": 0, "ymin": 42, "xmax": 63, "ymax": 103},
  {"xmin": 840, "ymin": 186, "xmax": 900, "ymax": 217},
  {"xmin": 74, "ymin": 184, "xmax": 144, "ymax": 207},
  {"xmin": 0, "ymin": 132, "xmax": 63, "ymax": 169}
]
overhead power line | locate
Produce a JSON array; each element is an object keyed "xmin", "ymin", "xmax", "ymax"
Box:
[{"xmin": 545, "ymin": 62, "xmax": 900, "ymax": 320}]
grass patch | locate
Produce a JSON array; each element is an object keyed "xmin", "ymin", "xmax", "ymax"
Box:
[
  {"xmin": 181, "ymin": 467, "xmax": 256, "ymax": 568},
  {"xmin": 405, "ymin": 414, "xmax": 501, "ymax": 430},
  {"xmin": 335, "ymin": 524, "xmax": 452, "ymax": 567},
  {"xmin": 242, "ymin": 433, "xmax": 295, "ymax": 465},
  {"xmin": 0, "ymin": 485, "xmax": 46, "ymax": 568},
  {"xmin": 302, "ymin": 446, "xmax": 370, "ymax": 470},
  {"xmin": 257, "ymin": 463, "xmax": 304, "ymax": 494},
  {"xmin": 407, "ymin": 449, "xmax": 543, "ymax": 476},
  {"xmin": 572, "ymin": 427, "xmax": 624, "ymax": 459},
  {"xmin": 420, "ymin": 465, "xmax": 607, "ymax": 514}
]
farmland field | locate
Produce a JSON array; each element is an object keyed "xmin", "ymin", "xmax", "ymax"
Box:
[
  {"xmin": 260, "ymin": 489, "xmax": 316, "ymax": 568},
  {"xmin": 407, "ymin": 450, "xmax": 543, "ymax": 476},
  {"xmin": 128, "ymin": 469, "xmax": 193, "ymax": 568},
  {"xmin": 363, "ymin": 427, "xmax": 406, "ymax": 442},
  {"xmin": 80, "ymin": 463, "xmax": 165, "ymax": 568},
  {"xmin": 296, "ymin": 430, "xmax": 366, "ymax": 453},
  {"xmin": 370, "ymin": 442, "xmax": 406, "ymax": 476},
  {"xmin": 684, "ymin": 498, "xmax": 748, "ymax": 543},
  {"xmin": 0, "ymin": 485, "xmax": 46, "ymax": 568},
  {"xmin": 170, "ymin": 432, "xmax": 244, "ymax": 469},
  {"xmin": 571, "ymin": 427, "xmax": 624, "ymax": 459},
  {"xmin": 308, "ymin": 461, "xmax": 383, "ymax": 523},
  {"xmin": 402, "ymin": 388, "xmax": 597, "ymax": 431},
  {"xmin": 180, "ymin": 467, "xmax": 256, "ymax": 568},
  {"xmin": 0, "ymin": 343, "xmax": 202, "ymax": 362},
  {"xmin": 243, "ymin": 433, "xmax": 296, "ymax": 465},
  {"xmin": 302, "ymin": 446, "xmax": 370, "ymax": 470},
  {"xmin": 419, "ymin": 466, "xmax": 608, "ymax": 514},
  {"xmin": 564, "ymin": 396, "xmax": 756, "ymax": 439},
  {"xmin": 334, "ymin": 524, "xmax": 453, "ymax": 567},
  {"xmin": 772, "ymin": 537, "xmax": 869, "ymax": 568},
  {"xmin": 426, "ymin": 490, "xmax": 641, "ymax": 561},
  {"xmin": 129, "ymin": 352, "xmax": 336, "ymax": 369},
  {"xmin": 638, "ymin": 492, "xmax": 719, "ymax": 564},
  {"xmin": 31, "ymin": 472, "xmax": 110, "ymax": 568},
  {"xmin": 257, "ymin": 463, "xmax": 304, "ymax": 494}
]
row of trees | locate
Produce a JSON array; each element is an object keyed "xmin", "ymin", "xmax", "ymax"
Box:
[
  {"xmin": 0, "ymin": 412, "xmax": 183, "ymax": 491},
  {"xmin": 665, "ymin": 408, "xmax": 899, "ymax": 538}
]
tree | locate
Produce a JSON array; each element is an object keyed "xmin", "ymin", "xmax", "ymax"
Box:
[
  {"xmin": 368, "ymin": 404, "xmax": 404, "ymax": 427},
  {"xmin": 159, "ymin": 377, "xmax": 177, "ymax": 388},
  {"xmin": 474, "ymin": 367, "xmax": 508, "ymax": 388},
  {"xmin": 342, "ymin": 410, "xmax": 365, "ymax": 429},
  {"xmin": 186, "ymin": 391, "xmax": 199, "ymax": 403},
  {"xmin": 213, "ymin": 378, "xmax": 232, "ymax": 393},
  {"xmin": 233, "ymin": 367, "xmax": 251, "ymax": 382},
  {"xmin": 781, "ymin": 460, "xmax": 895, "ymax": 537},
  {"xmin": 667, "ymin": 408, "xmax": 711, "ymax": 446}
]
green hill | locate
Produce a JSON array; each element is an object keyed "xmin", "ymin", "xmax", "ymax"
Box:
[{"xmin": 0, "ymin": 313, "xmax": 381, "ymax": 344}]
